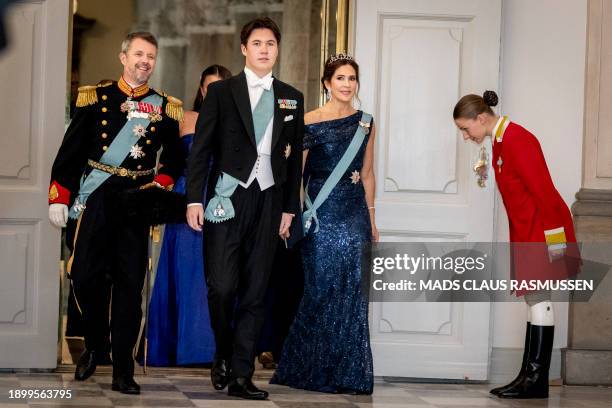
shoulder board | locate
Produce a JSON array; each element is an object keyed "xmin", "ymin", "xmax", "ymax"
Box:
[
  {"xmin": 154, "ymin": 88, "xmax": 168, "ymax": 98},
  {"xmin": 97, "ymin": 80, "xmax": 113, "ymax": 88},
  {"xmin": 76, "ymin": 85, "xmax": 98, "ymax": 107},
  {"xmin": 165, "ymin": 95, "xmax": 184, "ymax": 122}
]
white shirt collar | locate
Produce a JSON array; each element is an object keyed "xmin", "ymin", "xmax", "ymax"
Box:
[{"xmin": 244, "ymin": 67, "xmax": 274, "ymax": 90}]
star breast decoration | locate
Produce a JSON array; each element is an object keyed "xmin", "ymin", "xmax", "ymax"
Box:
[
  {"xmin": 129, "ymin": 145, "xmax": 145, "ymax": 159},
  {"xmin": 350, "ymin": 170, "xmax": 361, "ymax": 184},
  {"xmin": 132, "ymin": 124, "xmax": 147, "ymax": 138},
  {"xmin": 284, "ymin": 143, "xmax": 291, "ymax": 159}
]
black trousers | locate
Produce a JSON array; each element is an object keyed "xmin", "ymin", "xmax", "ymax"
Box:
[
  {"xmin": 67, "ymin": 180, "xmax": 149, "ymax": 378},
  {"xmin": 257, "ymin": 243, "xmax": 304, "ymax": 359},
  {"xmin": 204, "ymin": 181, "xmax": 282, "ymax": 378}
]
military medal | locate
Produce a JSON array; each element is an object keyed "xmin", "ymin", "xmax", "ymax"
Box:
[
  {"xmin": 305, "ymin": 217, "xmax": 312, "ymax": 230},
  {"xmin": 213, "ymin": 203, "xmax": 226, "ymax": 218},
  {"xmin": 73, "ymin": 197, "xmax": 86, "ymax": 214},
  {"xmin": 122, "ymin": 99, "xmax": 161, "ymax": 121},
  {"xmin": 278, "ymin": 99, "xmax": 297, "ymax": 110},
  {"xmin": 120, "ymin": 98, "xmax": 133, "ymax": 113},
  {"xmin": 149, "ymin": 112, "xmax": 162, "ymax": 122},
  {"xmin": 359, "ymin": 120, "xmax": 371, "ymax": 135},
  {"xmin": 494, "ymin": 116, "xmax": 508, "ymax": 175}
]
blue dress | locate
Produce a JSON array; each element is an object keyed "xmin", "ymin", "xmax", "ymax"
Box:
[
  {"xmin": 145, "ymin": 134, "xmax": 215, "ymax": 366},
  {"xmin": 270, "ymin": 111, "xmax": 374, "ymax": 394}
]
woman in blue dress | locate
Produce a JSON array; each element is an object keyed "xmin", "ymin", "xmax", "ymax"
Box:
[
  {"xmin": 145, "ymin": 65, "xmax": 232, "ymax": 366},
  {"xmin": 271, "ymin": 55, "xmax": 378, "ymax": 394}
]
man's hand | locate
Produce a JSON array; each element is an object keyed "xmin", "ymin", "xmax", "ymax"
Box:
[
  {"xmin": 279, "ymin": 213, "xmax": 294, "ymax": 240},
  {"xmin": 49, "ymin": 203, "xmax": 68, "ymax": 228},
  {"xmin": 187, "ymin": 204, "xmax": 204, "ymax": 231}
]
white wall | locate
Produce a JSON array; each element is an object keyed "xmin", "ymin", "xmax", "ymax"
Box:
[{"xmin": 493, "ymin": 0, "xmax": 587, "ymax": 349}]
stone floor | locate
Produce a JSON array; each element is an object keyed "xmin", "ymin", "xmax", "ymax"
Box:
[{"xmin": 0, "ymin": 369, "xmax": 611, "ymax": 408}]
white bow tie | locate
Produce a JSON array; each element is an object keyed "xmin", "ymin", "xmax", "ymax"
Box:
[{"xmin": 249, "ymin": 77, "xmax": 273, "ymax": 90}]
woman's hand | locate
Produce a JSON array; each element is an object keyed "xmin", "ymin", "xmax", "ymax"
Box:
[{"xmin": 371, "ymin": 223, "xmax": 380, "ymax": 242}]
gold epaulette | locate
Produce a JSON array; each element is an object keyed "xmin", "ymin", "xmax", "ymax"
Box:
[
  {"xmin": 154, "ymin": 89, "xmax": 184, "ymax": 122},
  {"xmin": 75, "ymin": 85, "xmax": 98, "ymax": 107},
  {"xmin": 166, "ymin": 95, "xmax": 184, "ymax": 122}
]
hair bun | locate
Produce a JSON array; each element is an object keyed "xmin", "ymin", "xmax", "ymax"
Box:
[{"xmin": 483, "ymin": 90, "xmax": 498, "ymax": 107}]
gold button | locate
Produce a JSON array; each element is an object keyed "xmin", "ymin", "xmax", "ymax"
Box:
[
  {"xmin": 102, "ymin": 120, "xmax": 108, "ymax": 126},
  {"xmin": 101, "ymin": 107, "xmax": 108, "ymax": 112},
  {"xmin": 146, "ymin": 140, "xmax": 152, "ymax": 145},
  {"xmin": 132, "ymin": 176, "xmax": 137, "ymax": 180},
  {"xmin": 150, "ymin": 127, "xmax": 156, "ymax": 132},
  {"xmin": 102, "ymin": 146, "xmax": 108, "ymax": 151},
  {"xmin": 101, "ymin": 95, "xmax": 108, "ymax": 100},
  {"xmin": 101, "ymin": 133, "xmax": 108, "ymax": 139},
  {"xmin": 137, "ymin": 165, "xmax": 142, "ymax": 170}
]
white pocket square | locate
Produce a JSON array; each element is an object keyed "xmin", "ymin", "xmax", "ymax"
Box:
[{"xmin": 284, "ymin": 115, "xmax": 294, "ymax": 122}]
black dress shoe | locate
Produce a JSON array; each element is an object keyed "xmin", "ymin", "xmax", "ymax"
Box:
[
  {"xmin": 74, "ymin": 350, "xmax": 98, "ymax": 381},
  {"xmin": 112, "ymin": 376, "xmax": 140, "ymax": 395},
  {"xmin": 228, "ymin": 377, "xmax": 269, "ymax": 400},
  {"xmin": 211, "ymin": 359, "xmax": 230, "ymax": 391}
]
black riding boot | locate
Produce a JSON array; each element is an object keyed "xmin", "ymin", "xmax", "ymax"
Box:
[{"xmin": 498, "ymin": 325, "xmax": 553, "ymax": 399}]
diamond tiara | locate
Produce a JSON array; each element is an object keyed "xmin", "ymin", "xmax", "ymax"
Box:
[{"xmin": 328, "ymin": 53, "xmax": 354, "ymax": 63}]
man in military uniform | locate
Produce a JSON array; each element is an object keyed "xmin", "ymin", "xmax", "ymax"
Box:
[{"xmin": 48, "ymin": 32, "xmax": 184, "ymax": 394}]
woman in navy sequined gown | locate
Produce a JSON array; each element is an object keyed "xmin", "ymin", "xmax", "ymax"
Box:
[
  {"xmin": 271, "ymin": 55, "xmax": 377, "ymax": 394},
  {"xmin": 145, "ymin": 66, "xmax": 231, "ymax": 366}
]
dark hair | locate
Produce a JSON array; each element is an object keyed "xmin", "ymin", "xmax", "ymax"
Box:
[
  {"xmin": 321, "ymin": 54, "xmax": 360, "ymax": 95},
  {"xmin": 453, "ymin": 91, "xmax": 498, "ymax": 120},
  {"xmin": 121, "ymin": 32, "xmax": 158, "ymax": 53},
  {"xmin": 192, "ymin": 65, "xmax": 232, "ymax": 111},
  {"xmin": 240, "ymin": 17, "xmax": 281, "ymax": 46}
]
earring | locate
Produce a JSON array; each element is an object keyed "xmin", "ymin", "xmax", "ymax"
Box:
[{"xmin": 325, "ymin": 90, "xmax": 331, "ymax": 100}]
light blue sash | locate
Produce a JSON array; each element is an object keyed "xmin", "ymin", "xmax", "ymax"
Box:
[
  {"xmin": 68, "ymin": 94, "xmax": 163, "ymax": 219},
  {"xmin": 302, "ymin": 112, "xmax": 372, "ymax": 234},
  {"xmin": 204, "ymin": 87, "xmax": 274, "ymax": 223}
]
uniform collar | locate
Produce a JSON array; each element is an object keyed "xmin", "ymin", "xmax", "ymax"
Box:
[
  {"xmin": 493, "ymin": 115, "xmax": 509, "ymax": 143},
  {"xmin": 244, "ymin": 67, "xmax": 274, "ymax": 90},
  {"xmin": 118, "ymin": 76, "xmax": 150, "ymax": 98}
]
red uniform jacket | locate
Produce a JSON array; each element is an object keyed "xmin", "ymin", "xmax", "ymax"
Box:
[{"xmin": 493, "ymin": 121, "xmax": 579, "ymax": 294}]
